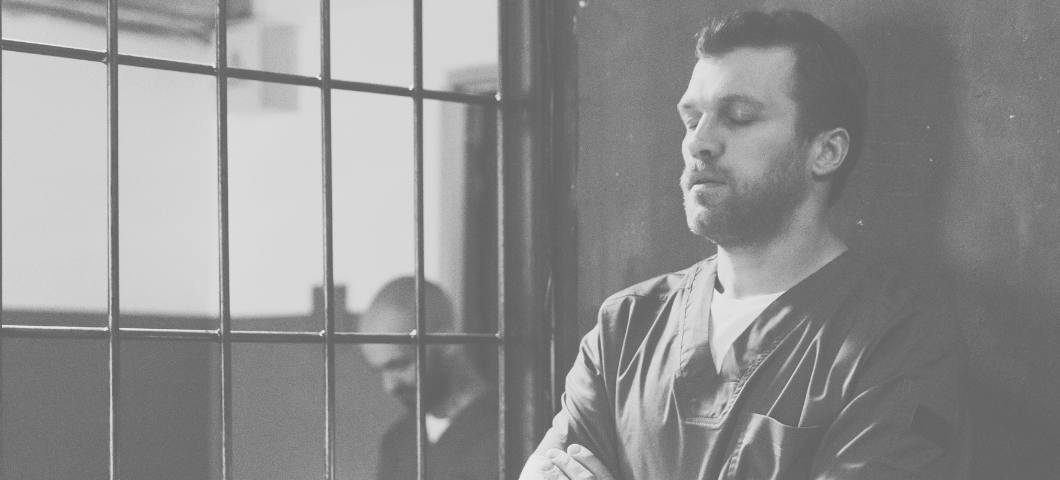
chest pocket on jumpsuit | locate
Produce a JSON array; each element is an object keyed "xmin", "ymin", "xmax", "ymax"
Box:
[{"xmin": 723, "ymin": 412, "xmax": 824, "ymax": 480}]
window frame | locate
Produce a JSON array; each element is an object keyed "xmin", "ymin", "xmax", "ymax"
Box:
[{"xmin": 0, "ymin": 1, "xmax": 579, "ymax": 479}]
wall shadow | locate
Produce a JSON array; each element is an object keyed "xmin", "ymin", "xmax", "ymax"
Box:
[{"xmin": 847, "ymin": 6, "xmax": 1059, "ymax": 478}]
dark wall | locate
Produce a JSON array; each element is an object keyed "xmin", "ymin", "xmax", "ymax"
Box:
[
  {"xmin": 1, "ymin": 312, "xmax": 216, "ymax": 480},
  {"xmin": 574, "ymin": 0, "xmax": 1060, "ymax": 477},
  {"xmin": 0, "ymin": 286, "xmax": 400, "ymax": 480}
]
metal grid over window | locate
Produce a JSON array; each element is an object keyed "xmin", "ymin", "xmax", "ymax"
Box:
[{"xmin": 1, "ymin": 1, "xmax": 577, "ymax": 479}]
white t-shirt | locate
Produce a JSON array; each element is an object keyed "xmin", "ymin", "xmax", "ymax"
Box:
[
  {"xmin": 424, "ymin": 414, "xmax": 451, "ymax": 443},
  {"xmin": 709, "ymin": 289, "xmax": 785, "ymax": 372}
]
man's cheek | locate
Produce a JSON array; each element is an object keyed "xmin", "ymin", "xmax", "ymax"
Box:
[{"xmin": 397, "ymin": 392, "xmax": 416, "ymax": 411}]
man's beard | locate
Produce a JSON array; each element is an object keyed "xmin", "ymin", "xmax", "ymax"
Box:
[
  {"xmin": 683, "ymin": 154, "xmax": 807, "ymax": 247},
  {"xmin": 395, "ymin": 363, "xmax": 452, "ymax": 413}
]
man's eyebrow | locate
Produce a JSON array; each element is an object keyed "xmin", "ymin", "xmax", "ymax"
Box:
[
  {"xmin": 381, "ymin": 356, "xmax": 414, "ymax": 369},
  {"xmin": 677, "ymin": 94, "xmax": 766, "ymax": 113},
  {"xmin": 718, "ymin": 94, "xmax": 765, "ymax": 108}
]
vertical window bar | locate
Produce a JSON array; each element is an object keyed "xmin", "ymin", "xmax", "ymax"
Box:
[
  {"xmin": 214, "ymin": 0, "xmax": 235, "ymax": 479},
  {"xmin": 0, "ymin": 1, "xmax": 5, "ymax": 476},
  {"xmin": 105, "ymin": 0, "xmax": 121, "ymax": 478},
  {"xmin": 495, "ymin": 0, "xmax": 508, "ymax": 477},
  {"xmin": 411, "ymin": 1, "xmax": 427, "ymax": 480},
  {"xmin": 319, "ymin": 0, "xmax": 338, "ymax": 478},
  {"xmin": 496, "ymin": 107, "xmax": 509, "ymax": 477}
]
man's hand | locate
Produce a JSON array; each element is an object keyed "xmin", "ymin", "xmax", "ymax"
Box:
[{"xmin": 517, "ymin": 444, "xmax": 615, "ymax": 480}]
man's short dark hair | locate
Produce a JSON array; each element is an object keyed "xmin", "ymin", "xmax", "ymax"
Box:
[{"xmin": 697, "ymin": 9, "xmax": 868, "ymax": 205}]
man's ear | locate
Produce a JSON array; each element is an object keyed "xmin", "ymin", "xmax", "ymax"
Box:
[{"xmin": 809, "ymin": 127, "xmax": 850, "ymax": 178}]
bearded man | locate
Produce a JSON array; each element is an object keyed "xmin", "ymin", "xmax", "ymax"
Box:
[
  {"xmin": 359, "ymin": 277, "xmax": 495, "ymax": 479},
  {"xmin": 522, "ymin": 9, "xmax": 970, "ymax": 480}
]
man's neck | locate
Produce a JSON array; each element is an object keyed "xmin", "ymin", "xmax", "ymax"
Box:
[{"xmin": 715, "ymin": 220, "xmax": 846, "ymax": 298}]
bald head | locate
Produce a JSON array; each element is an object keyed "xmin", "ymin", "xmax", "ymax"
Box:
[
  {"xmin": 358, "ymin": 277, "xmax": 458, "ymax": 412},
  {"xmin": 359, "ymin": 276, "xmax": 454, "ymax": 334}
]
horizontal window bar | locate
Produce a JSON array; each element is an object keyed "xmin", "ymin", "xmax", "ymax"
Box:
[
  {"xmin": 1, "ymin": 38, "xmax": 498, "ymax": 106},
  {"xmin": 1, "ymin": 325, "xmax": 109, "ymax": 339},
  {"xmin": 118, "ymin": 53, "xmax": 214, "ymax": 75},
  {"xmin": 226, "ymin": 330, "xmax": 325, "ymax": 343},
  {"xmin": 227, "ymin": 66, "xmax": 319, "ymax": 87},
  {"xmin": 229, "ymin": 69, "xmax": 497, "ymax": 104},
  {"xmin": 331, "ymin": 78, "xmax": 416, "ymax": 97},
  {"xmin": 334, "ymin": 332, "xmax": 501, "ymax": 344},
  {"xmin": 121, "ymin": 327, "xmax": 216, "ymax": 340},
  {"xmin": 422, "ymin": 88, "xmax": 500, "ymax": 105},
  {"xmin": 1, "ymin": 325, "xmax": 501, "ymax": 344},
  {"xmin": 0, "ymin": 38, "xmax": 106, "ymax": 62}
]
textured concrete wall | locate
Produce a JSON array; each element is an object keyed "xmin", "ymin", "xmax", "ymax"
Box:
[{"xmin": 574, "ymin": 1, "xmax": 1060, "ymax": 477}]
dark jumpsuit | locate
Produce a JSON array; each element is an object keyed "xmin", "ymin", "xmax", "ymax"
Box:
[
  {"xmin": 378, "ymin": 394, "xmax": 498, "ymax": 480},
  {"xmin": 538, "ymin": 251, "xmax": 971, "ymax": 479}
]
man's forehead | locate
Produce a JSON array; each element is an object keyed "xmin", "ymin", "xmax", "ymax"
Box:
[
  {"xmin": 679, "ymin": 46, "xmax": 797, "ymax": 108},
  {"xmin": 361, "ymin": 342, "xmax": 414, "ymax": 367},
  {"xmin": 361, "ymin": 306, "xmax": 415, "ymax": 333}
]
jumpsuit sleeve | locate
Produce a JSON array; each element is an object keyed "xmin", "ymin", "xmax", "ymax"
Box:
[
  {"xmin": 810, "ymin": 305, "xmax": 972, "ymax": 480},
  {"xmin": 532, "ymin": 321, "xmax": 624, "ymax": 476}
]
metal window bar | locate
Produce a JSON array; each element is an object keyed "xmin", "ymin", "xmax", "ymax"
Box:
[
  {"xmin": 105, "ymin": 0, "xmax": 121, "ymax": 478},
  {"xmin": 0, "ymin": 2, "xmax": 543, "ymax": 480},
  {"xmin": 0, "ymin": 39, "xmax": 496, "ymax": 105},
  {"xmin": 0, "ymin": 325, "xmax": 501, "ymax": 344},
  {"xmin": 213, "ymin": 0, "xmax": 235, "ymax": 479},
  {"xmin": 495, "ymin": 0, "xmax": 510, "ymax": 477},
  {"xmin": 318, "ymin": 1, "xmax": 339, "ymax": 478},
  {"xmin": 0, "ymin": 3, "xmax": 4, "ymax": 479},
  {"xmin": 409, "ymin": 2, "xmax": 431, "ymax": 479}
]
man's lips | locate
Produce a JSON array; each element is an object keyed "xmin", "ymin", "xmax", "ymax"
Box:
[{"xmin": 685, "ymin": 173, "xmax": 725, "ymax": 190}]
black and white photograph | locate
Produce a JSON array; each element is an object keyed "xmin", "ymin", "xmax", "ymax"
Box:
[{"xmin": 1, "ymin": 1, "xmax": 1057, "ymax": 479}]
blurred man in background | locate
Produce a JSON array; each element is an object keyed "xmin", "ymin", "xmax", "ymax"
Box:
[{"xmin": 360, "ymin": 277, "xmax": 496, "ymax": 479}]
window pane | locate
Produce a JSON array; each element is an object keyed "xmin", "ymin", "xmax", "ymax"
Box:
[
  {"xmin": 332, "ymin": 91, "xmax": 415, "ymax": 332},
  {"xmin": 1, "ymin": 1, "xmax": 105, "ymax": 50},
  {"xmin": 227, "ymin": 0, "xmax": 320, "ymax": 77},
  {"xmin": 1, "ymin": 338, "xmax": 109, "ymax": 479},
  {"xmin": 119, "ymin": 339, "xmax": 220, "ymax": 480},
  {"xmin": 119, "ymin": 66, "xmax": 220, "ymax": 323},
  {"xmin": 233, "ymin": 343, "xmax": 323, "ymax": 480},
  {"xmin": 228, "ymin": 82, "xmax": 323, "ymax": 329},
  {"xmin": 331, "ymin": 0, "xmax": 413, "ymax": 87},
  {"xmin": 2, "ymin": 52, "xmax": 107, "ymax": 325},
  {"xmin": 336, "ymin": 342, "xmax": 406, "ymax": 479},
  {"xmin": 338, "ymin": 343, "xmax": 499, "ymax": 479},
  {"xmin": 423, "ymin": 97, "xmax": 497, "ymax": 334},
  {"xmin": 117, "ymin": 2, "xmax": 219, "ymax": 65},
  {"xmin": 423, "ymin": 0, "xmax": 498, "ymax": 92}
]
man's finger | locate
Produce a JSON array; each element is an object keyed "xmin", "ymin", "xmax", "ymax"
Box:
[
  {"xmin": 566, "ymin": 444, "xmax": 616, "ymax": 480},
  {"xmin": 546, "ymin": 448, "xmax": 596, "ymax": 480},
  {"xmin": 519, "ymin": 454, "xmax": 570, "ymax": 480},
  {"xmin": 541, "ymin": 457, "xmax": 573, "ymax": 480}
]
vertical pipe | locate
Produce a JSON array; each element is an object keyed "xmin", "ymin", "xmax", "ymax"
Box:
[
  {"xmin": 499, "ymin": 1, "xmax": 555, "ymax": 477},
  {"xmin": 214, "ymin": 1, "xmax": 234, "ymax": 479},
  {"xmin": 105, "ymin": 0, "xmax": 121, "ymax": 478},
  {"xmin": 411, "ymin": 1, "xmax": 427, "ymax": 480},
  {"xmin": 495, "ymin": 2, "xmax": 581, "ymax": 475},
  {"xmin": 319, "ymin": 1, "xmax": 337, "ymax": 478},
  {"xmin": 545, "ymin": 0, "xmax": 581, "ymax": 420}
]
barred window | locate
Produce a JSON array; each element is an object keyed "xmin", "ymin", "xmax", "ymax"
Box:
[{"xmin": 1, "ymin": 1, "xmax": 575, "ymax": 479}]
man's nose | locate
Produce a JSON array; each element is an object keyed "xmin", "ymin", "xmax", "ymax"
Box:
[{"xmin": 684, "ymin": 118, "xmax": 724, "ymax": 163}]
